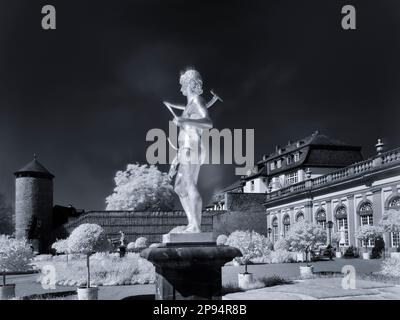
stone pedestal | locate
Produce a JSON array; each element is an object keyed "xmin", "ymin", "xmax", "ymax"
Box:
[{"xmin": 140, "ymin": 233, "xmax": 241, "ymax": 300}]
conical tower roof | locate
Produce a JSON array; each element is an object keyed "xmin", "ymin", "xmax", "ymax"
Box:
[{"xmin": 14, "ymin": 155, "xmax": 54, "ymax": 179}]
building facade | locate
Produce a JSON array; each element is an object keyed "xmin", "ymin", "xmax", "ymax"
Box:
[{"xmin": 210, "ymin": 132, "xmax": 400, "ymax": 252}]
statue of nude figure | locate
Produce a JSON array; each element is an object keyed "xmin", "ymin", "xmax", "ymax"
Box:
[{"xmin": 163, "ymin": 69, "xmax": 219, "ymax": 233}]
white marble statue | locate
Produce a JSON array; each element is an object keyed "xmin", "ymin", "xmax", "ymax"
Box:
[{"xmin": 163, "ymin": 69, "xmax": 222, "ymax": 233}]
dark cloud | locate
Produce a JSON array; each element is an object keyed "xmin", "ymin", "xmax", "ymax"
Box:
[{"xmin": 0, "ymin": 0, "xmax": 399, "ymax": 210}]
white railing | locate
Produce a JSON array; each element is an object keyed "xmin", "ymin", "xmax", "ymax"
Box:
[{"xmin": 266, "ymin": 147, "xmax": 400, "ymax": 201}]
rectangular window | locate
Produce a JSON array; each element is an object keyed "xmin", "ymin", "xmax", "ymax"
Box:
[
  {"xmin": 277, "ymin": 159, "xmax": 282, "ymax": 168},
  {"xmin": 337, "ymin": 218, "xmax": 349, "ymax": 246},
  {"xmin": 270, "ymin": 162, "xmax": 275, "ymax": 170},
  {"xmin": 285, "ymin": 172, "xmax": 298, "ymax": 185},
  {"xmin": 361, "ymin": 215, "xmax": 374, "ymax": 246},
  {"xmin": 294, "ymin": 152, "xmax": 300, "ymax": 162},
  {"xmin": 273, "ymin": 226, "xmax": 279, "ymax": 243},
  {"xmin": 284, "ymin": 225, "xmax": 290, "ymax": 236},
  {"xmin": 392, "ymin": 232, "xmax": 400, "ymax": 247},
  {"xmin": 250, "ymin": 180, "xmax": 254, "ymax": 192},
  {"xmin": 286, "ymin": 156, "xmax": 291, "ymax": 165}
]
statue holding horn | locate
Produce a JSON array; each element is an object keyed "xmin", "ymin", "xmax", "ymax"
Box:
[{"xmin": 162, "ymin": 69, "xmax": 222, "ymax": 233}]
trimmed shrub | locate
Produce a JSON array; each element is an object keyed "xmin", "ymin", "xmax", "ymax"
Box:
[
  {"xmin": 216, "ymin": 234, "xmax": 228, "ymax": 246},
  {"xmin": 226, "ymin": 230, "xmax": 272, "ymax": 265},
  {"xmin": 135, "ymin": 237, "xmax": 148, "ymax": 249},
  {"xmin": 380, "ymin": 256, "xmax": 400, "ymax": 278}
]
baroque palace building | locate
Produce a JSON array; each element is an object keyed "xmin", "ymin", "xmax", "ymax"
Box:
[{"xmin": 208, "ymin": 131, "xmax": 400, "ymax": 252}]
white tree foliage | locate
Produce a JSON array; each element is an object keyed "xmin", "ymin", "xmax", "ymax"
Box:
[
  {"xmin": 285, "ymin": 221, "xmax": 327, "ymax": 253},
  {"xmin": 0, "ymin": 235, "xmax": 34, "ymax": 272},
  {"xmin": 380, "ymin": 209, "xmax": 400, "ymax": 233},
  {"xmin": 355, "ymin": 225, "xmax": 383, "ymax": 248},
  {"xmin": 226, "ymin": 230, "xmax": 272, "ymax": 264},
  {"xmin": 51, "ymin": 239, "xmax": 69, "ymax": 254},
  {"xmin": 134, "ymin": 237, "xmax": 148, "ymax": 249},
  {"xmin": 105, "ymin": 164, "xmax": 174, "ymax": 211},
  {"xmin": 67, "ymin": 224, "xmax": 110, "ymax": 254}
]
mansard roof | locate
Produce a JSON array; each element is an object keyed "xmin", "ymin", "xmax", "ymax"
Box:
[
  {"xmin": 245, "ymin": 131, "xmax": 363, "ymax": 179},
  {"xmin": 259, "ymin": 131, "xmax": 360, "ymax": 163}
]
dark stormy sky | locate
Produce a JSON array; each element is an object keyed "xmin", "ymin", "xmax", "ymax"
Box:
[{"xmin": 0, "ymin": 0, "xmax": 399, "ymax": 210}]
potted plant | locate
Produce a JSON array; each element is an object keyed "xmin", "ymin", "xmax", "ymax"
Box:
[
  {"xmin": 0, "ymin": 235, "xmax": 34, "ymax": 300},
  {"xmin": 379, "ymin": 209, "xmax": 400, "ymax": 258},
  {"xmin": 355, "ymin": 225, "xmax": 383, "ymax": 260},
  {"xmin": 67, "ymin": 224, "xmax": 110, "ymax": 300},
  {"xmin": 285, "ymin": 221, "xmax": 327, "ymax": 279},
  {"xmin": 226, "ymin": 231, "xmax": 266, "ymax": 289}
]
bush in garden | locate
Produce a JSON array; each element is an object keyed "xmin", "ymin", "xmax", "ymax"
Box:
[
  {"xmin": 0, "ymin": 235, "xmax": 34, "ymax": 285},
  {"xmin": 67, "ymin": 224, "xmax": 111, "ymax": 288},
  {"xmin": 343, "ymin": 246, "xmax": 357, "ymax": 258},
  {"xmin": 52, "ymin": 239, "xmax": 69, "ymax": 254},
  {"xmin": 273, "ymin": 238, "xmax": 289, "ymax": 251},
  {"xmin": 34, "ymin": 252, "xmax": 155, "ymax": 286},
  {"xmin": 270, "ymin": 249, "xmax": 296, "ymax": 264},
  {"xmin": 135, "ymin": 237, "xmax": 148, "ymax": 249},
  {"xmin": 380, "ymin": 256, "xmax": 400, "ymax": 278},
  {"xmin": 127, "ymin": 242, "xmax": 136, "ymax": 251},
  {"xmin": 216, "ymin": 234, "xmax": 228, "ymax": 246},
  {"xmin": 226, "ymin": 230, "xmax": 272, "ymax": 269},
  {"xmin": 284, "ymin": 221, "xmax": 327, "ymax": 265}
]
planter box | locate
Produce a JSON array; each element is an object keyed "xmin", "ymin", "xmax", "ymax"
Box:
[
  {"xmin": 0, "ymin": 284, "xmax": 16, "ymax": 300},
  {"xmin": 362, "ymin": 252, "xmax": 370, "ymax": 260},
  {"xmin": 335, "ymin": 252, "xmax": 342, "ymax": 258},
  {"xmin": 77, "ymin": 286, "xmax": 98, "ymax": 300},
  {"xmin": 299, "ymin": 266, "xmax": 314, "ymax": 279},
  {"xmin": 390, "ymin": 252, "xmax": 400, "ymax": 259},
  {"xmin": 238, "ymin": 273, "xmax": 253, "ymax": 290}
]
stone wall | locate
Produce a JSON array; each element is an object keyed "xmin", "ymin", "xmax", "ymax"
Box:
[
  {"xmin": 210, "ymin": 192, "xmax": 268, "ymax": 237},
  {"xmin": 15, "ymin": 177, "xmax": 53, "ymax": 249},
  {"xmin": 61, "ymin": 211, "xmax": 213, "ymax": 244},
  {"xmin": 224, "ymin": 192, "xmax": 266, "ymax": 212},
  {"xmin": 212, "ymin": 210, "xmax": 268, "ymax": 237}
]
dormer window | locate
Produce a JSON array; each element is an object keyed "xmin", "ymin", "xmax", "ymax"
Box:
[
  {"xmin": 277, "ymin": 159, "xmax": 282, "ymax": 168},
  {"xmin": 270, "ymin": 162, "xmax": 275, "ymax": 170},
  {"xmin": 294, "ymin": 152, "xmax": 300, "ymax": 162}
]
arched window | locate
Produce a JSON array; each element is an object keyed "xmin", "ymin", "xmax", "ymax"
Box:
[
  {"xmin": 389, "ymin": 196, "xmax": 400, "ymax": 210},
  {"xmin": 358, "ymin": 201, "xmax": 373, "ymax": 225},
  {"xmin": 335, "ymin": 205, "xmax": 349, "ymax": 246},
  {"xmin": 315, "ymin": 209, "xmax": 326, "ymax": 229},
  {"xmin": 358, "ymin": 201, "xmax": 374, "ymax": 246},
  {"xmin": 296, "ymin": 211, "xmax": 305, "ymax": 222},
  {"xmin": 283, "ymin": 214, "xmax": 290, "ymax": 237},
  {"xmin": 272, "ymin": 217, "xmax": 279, "ymax": 243},
  {"xmin": 387, "ymin": 196, "xmax": 400, "ymax": 247}
]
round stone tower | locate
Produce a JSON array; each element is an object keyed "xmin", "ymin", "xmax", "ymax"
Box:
[{"xmin": 14, "ymin": 156, "xmax": 54, "ymax": 253}]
